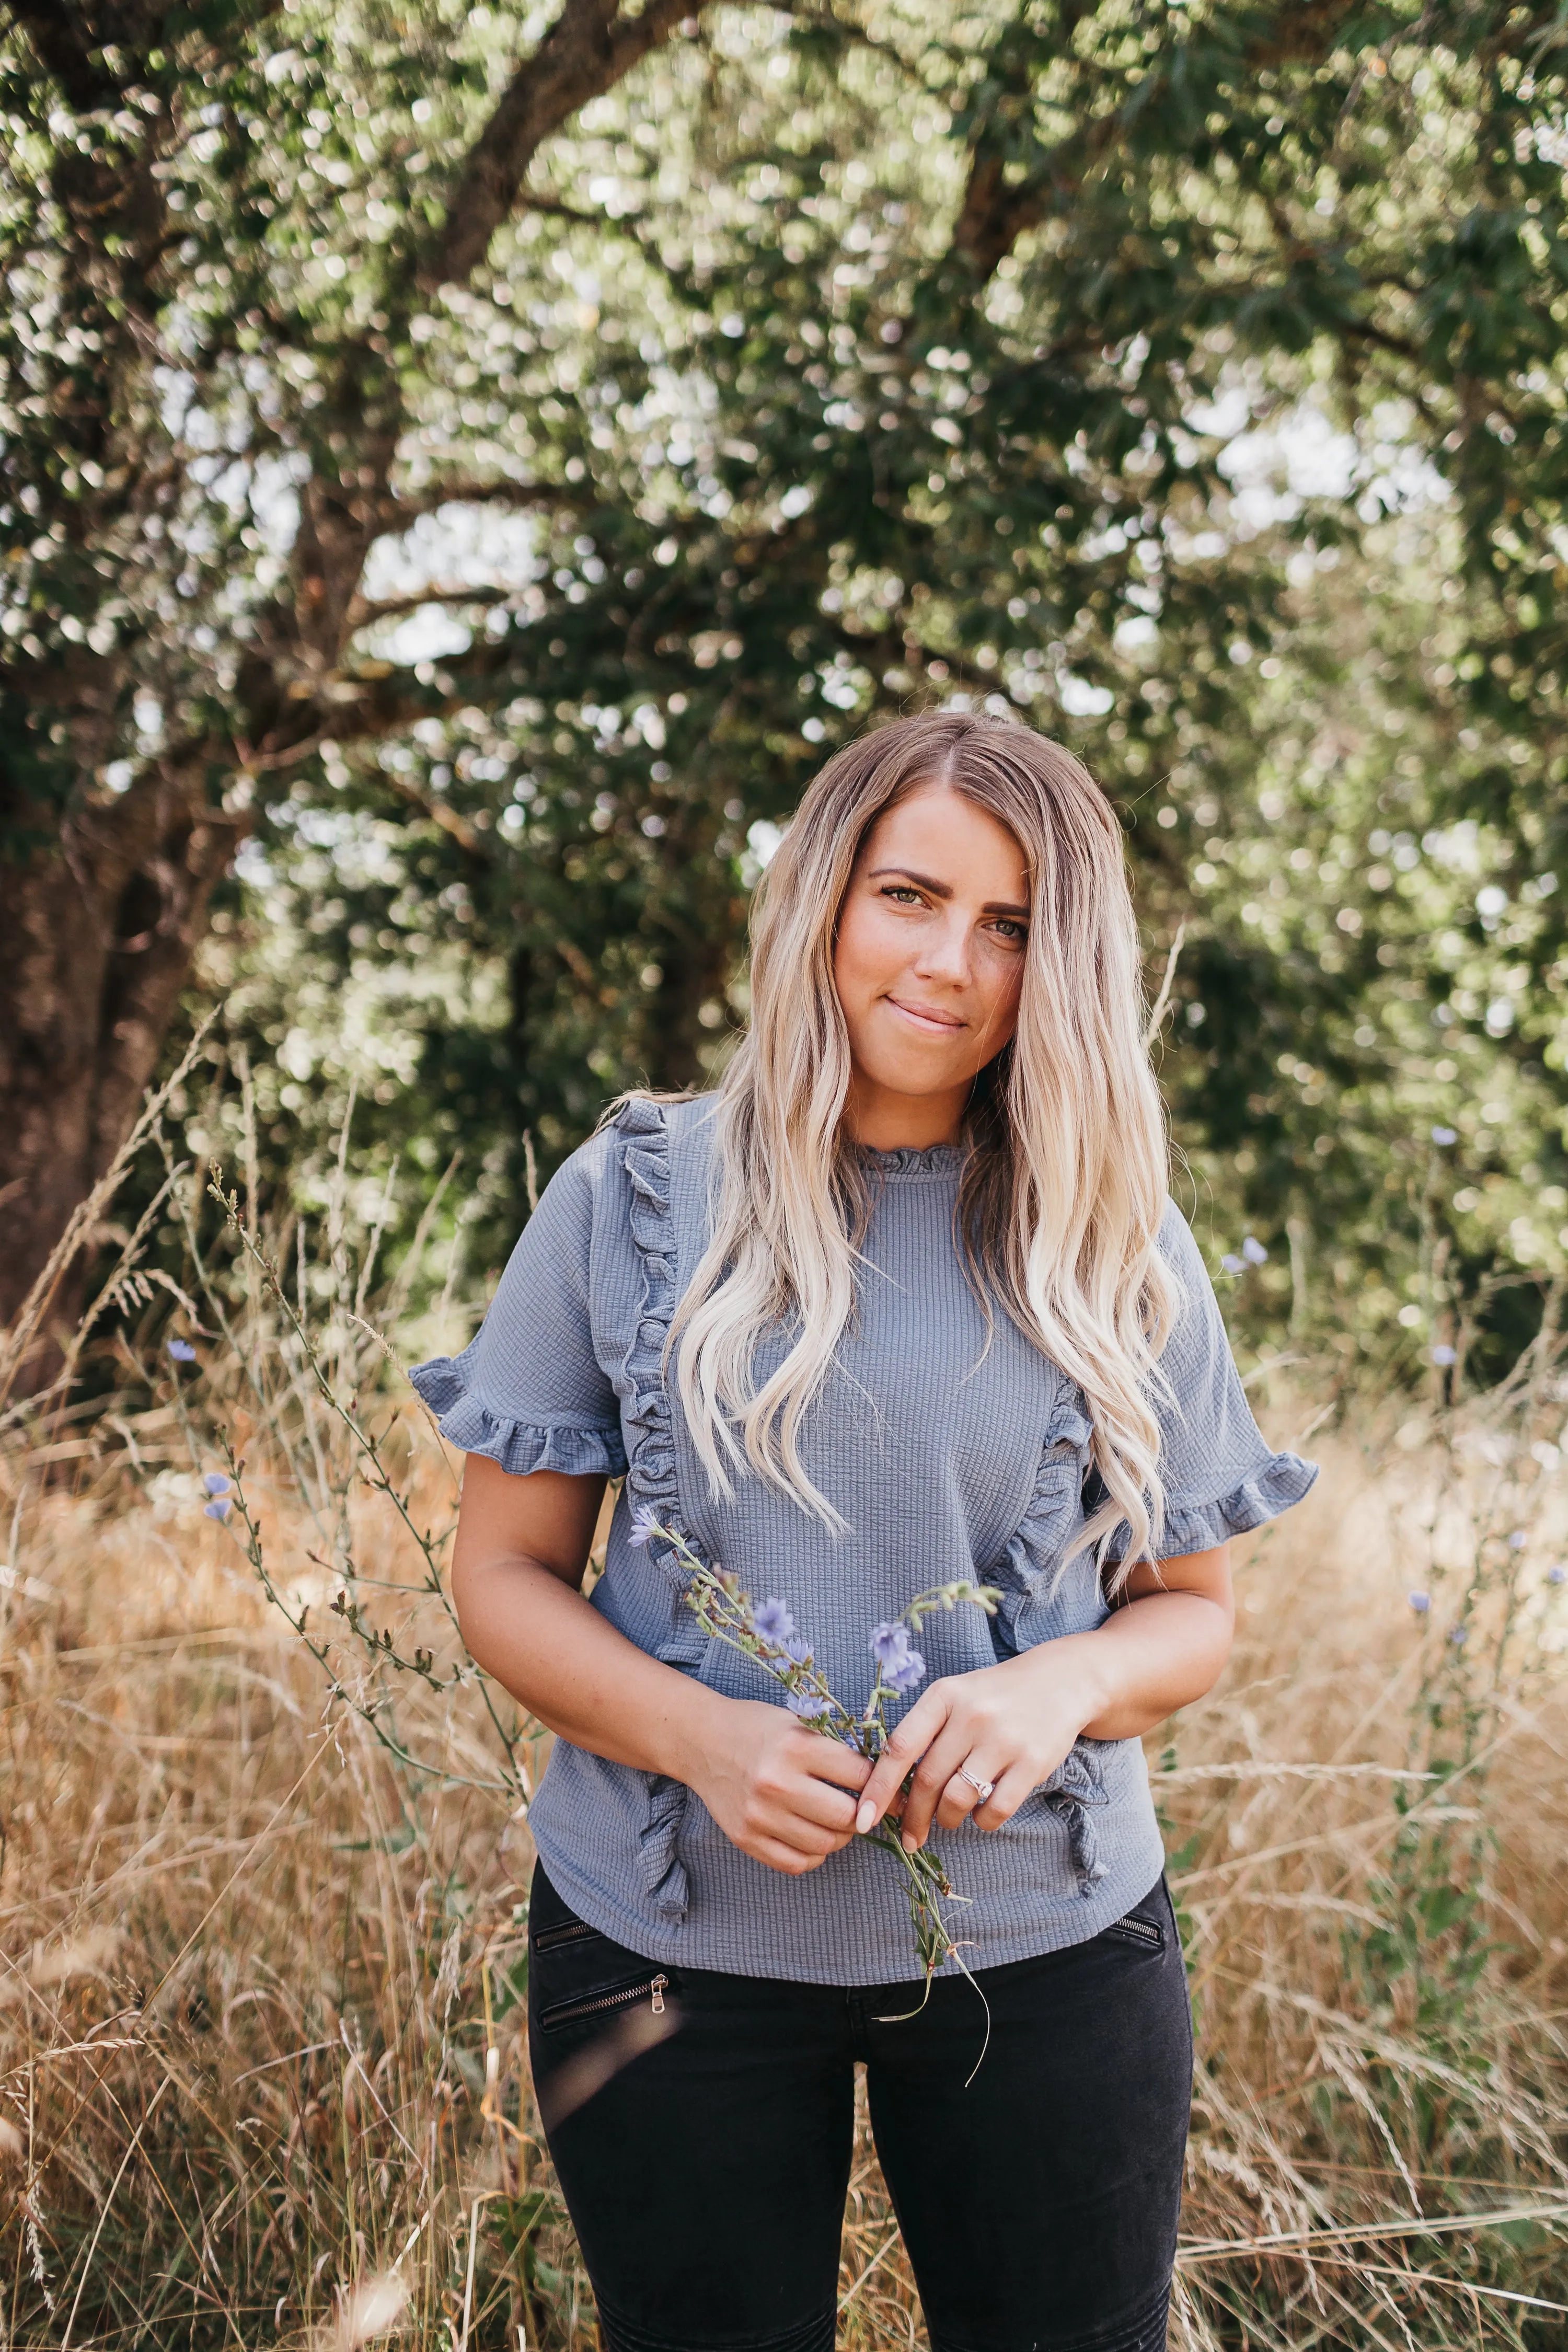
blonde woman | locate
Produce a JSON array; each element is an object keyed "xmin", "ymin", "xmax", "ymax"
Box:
[{"xmin": 413, "ymin": 712, "xmax": 1315, "ymax": 2352}]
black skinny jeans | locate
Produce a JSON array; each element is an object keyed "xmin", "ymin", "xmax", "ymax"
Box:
[{"xmin": 527, "ymin": 1863, "xmax": 1193, "ymax": 2352}]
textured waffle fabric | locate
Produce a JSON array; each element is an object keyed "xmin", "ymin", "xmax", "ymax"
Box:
[{"xmin": 410, "ymin": 1096, "xmax": 1316, "ymax": 1985}]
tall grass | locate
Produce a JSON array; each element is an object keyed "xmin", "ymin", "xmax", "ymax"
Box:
[{"xmin": 2, "ymin": 1116, "xmax": 1566, "ymax": 2349}]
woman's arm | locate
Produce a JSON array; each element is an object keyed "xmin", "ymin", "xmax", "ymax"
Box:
[
  {"xmin": 451, "ymin": 1455, "xmax": 870, "ymax": 1875},
  {"xmin": 852, "ymin": 1544, "xmax": 1233, "ymax": 1847}
]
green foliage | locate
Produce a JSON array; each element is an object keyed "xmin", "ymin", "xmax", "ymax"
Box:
[{"xmin": 6, "ymin": 0, "xmax": 1568, "ymax": 1380}]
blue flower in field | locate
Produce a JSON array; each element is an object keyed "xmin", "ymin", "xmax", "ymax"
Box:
[
  {"xmin": 167, "ymin": 1339, "xmax": 196, "ymax": 1362},
  {"xmin": 1448, "ymin": 1623, "xmax": 1468, "ymax": 1645},
  {"xmin": 1508, "ymin": 1529, "xmax": 1527, "ymax": 1550},
  {"xmin": 1431, "ymin": 1345, "xmax": 1457, "ymax": 1367},
  {"xmin": 869, "ymin": 1621, "xmax": 913, "ymax": 1666},
  {"xmin": 785, "ymin": 1689, "xmax": 829, "ymax": 1719},
  {"xmin": 627, "ymin": 1502, "xmax": 661, "ymax": 1549},
  {"xmin": 1548, "ymin": 1566, "xmax": 1566, "ymax": 1586},
  {"xmin": 1408, "ymin": 1590, "xmax": 1431, "ymax": 1613},
  {"xmin": 1432, "ymin": 1126, "xmax": 1457, "ymax": 1146},
  {"xmin": 1241, "ymin": 1236, "xmax": 1269, "ymax": 1266},
  {"xmin": 752, "ymin": 1597, "xmax": 796, "ymax": 1645},
  {"xmin": 1220, "ymin": 1253, "xmax": 1244, "ymax": 1275},
  {"xmin": 781, "ymin": 1632, "xmax": 813, "ymax": 1664},
  {"xmin": 202, "ymin": 1473, "xmax": 231, "ymax": 1496},
  {"xmin": 203, "ymin": 1499, "xmax": 233, "ymax": 1523},
  {"xmin": 884, "ymin": 1650, "xmax": 927, "ymax": 1694}
]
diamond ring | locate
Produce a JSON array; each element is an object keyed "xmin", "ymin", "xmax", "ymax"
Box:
[{"xmin": 956, "ymin": 1765, "xmax": 995, "ymax": 1805}]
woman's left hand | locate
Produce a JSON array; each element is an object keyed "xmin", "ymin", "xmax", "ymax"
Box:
[{"xmin": 852, "ymin": 1639, "xmax": 1101, "ymax": 1848}]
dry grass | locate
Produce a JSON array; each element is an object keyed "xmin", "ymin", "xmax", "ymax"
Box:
[{"xmin": 2, "ymin": 1194, "xmax": 1567, "ymax": 2348}]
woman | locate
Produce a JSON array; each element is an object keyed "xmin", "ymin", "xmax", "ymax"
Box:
[{"xmin": 413, "ymin": 712, "xmax": 1316, "ymax": 2352}]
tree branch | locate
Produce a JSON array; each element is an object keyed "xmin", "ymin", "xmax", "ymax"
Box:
[
  {"xmin": 422, "ymin": 0, "xmax": 702, "ymax": 291},
  {"xmin": 949, "ymin": 0, "xmax": 1364, "ymax": 287},
  {"xmin": 350, "ymin": 583, "xmax": 524, "ymax": 628},
  {"xmin": 372, "ymin": 476, "xmax": 588, "ymax": 537}
]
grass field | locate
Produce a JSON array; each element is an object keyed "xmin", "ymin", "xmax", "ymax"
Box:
[{"xmin": 3, "ymin": 1230, "xmax": 1567, "ymax": 2347}]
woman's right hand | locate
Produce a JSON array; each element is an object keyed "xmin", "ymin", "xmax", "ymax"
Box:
[{"xmin": 682, "ymin": 1696, "xmax": 872, "ymax": 1877}]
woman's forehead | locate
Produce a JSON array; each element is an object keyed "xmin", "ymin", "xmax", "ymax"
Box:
[{"xmin": 860, "ymin": 784, "xmax": 1031, "ymax": 895}]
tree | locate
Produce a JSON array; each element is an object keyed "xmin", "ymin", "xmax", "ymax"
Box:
[{"xmin": 5, "ymin": 0, "xmax": 1567, "ymax": 1378}]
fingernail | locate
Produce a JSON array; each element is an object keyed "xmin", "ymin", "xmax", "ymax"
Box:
[
  {"xmin": 856, "ymin": 1801, "xmax": 875, "ymax": 1834},
  {"xmin": 902, "ymin": 1831, "xmax": 918, "ymax": 1853}
]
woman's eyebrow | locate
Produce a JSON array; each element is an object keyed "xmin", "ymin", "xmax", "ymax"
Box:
[{"xmin": 866, "ymin": 864, "xmax": 1030, "ymax": 919}]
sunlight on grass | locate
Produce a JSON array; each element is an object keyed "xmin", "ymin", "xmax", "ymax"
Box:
[{"xmin": 2, "ymin": 1125, "xmax": 1566, "ymax": 2347}]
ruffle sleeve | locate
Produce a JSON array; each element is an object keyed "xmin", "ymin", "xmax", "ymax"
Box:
[
  {"xmin": 1145, "ymin": 1450, "xmax": 1319, "ymax": 1560},
  {"xmin": 1103, "ymin": 1200, "xmax": 1318, "ymax": 1561},
  {"xmin": 409, "ymin": 1347, "xmax": 627, "ymax": 1477},
  {"xmin": 409, "ymin": 1143, "xmax": 627, "ymax": 1478}
]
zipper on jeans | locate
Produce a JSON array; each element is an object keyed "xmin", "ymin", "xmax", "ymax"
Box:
[
  {"xmin": 540, "ymin": 1973, "xmax": 669, "ymax": 2030},
  {"xmin": 1107, "ymin": 1912, "xmax": 1163, "ymax": 1951},
  {"xmin": 532, "ymin": 1916, "xmax": 601, "ymax": 1955}
]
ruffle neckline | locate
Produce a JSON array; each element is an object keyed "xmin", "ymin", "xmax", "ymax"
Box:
[{"xmin": 852, "ymin": 1140, "xmax": 967, "ymax": 1183}]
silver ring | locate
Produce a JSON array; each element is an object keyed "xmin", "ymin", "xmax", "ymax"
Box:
[{"xmin": 956, "ymin": 1765, "xmax": 995, "ymax": 1806}]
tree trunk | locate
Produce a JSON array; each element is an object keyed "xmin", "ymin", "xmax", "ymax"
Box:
[
  {"xmin": 0, "ymin": 773, "xmax": 235, "ymax": 1364},
  {"xmin": 640, "ymin": 810, "xmax": 747, "ymax": 1094}
]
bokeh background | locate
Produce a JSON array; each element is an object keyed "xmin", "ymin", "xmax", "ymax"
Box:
[{"xmin": 5, "ymin": 3, "xmax": 1568, "ymax": 2347}]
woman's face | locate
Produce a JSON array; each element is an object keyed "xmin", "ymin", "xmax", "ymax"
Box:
[{"xmin": 833, "ymin": 781, "xmax": 1031, "ymax": 1149}]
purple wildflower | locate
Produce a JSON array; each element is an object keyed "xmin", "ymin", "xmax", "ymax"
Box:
[
  {"xmin": 869, "ymin": 1621, "xmax": 913, "ymax": 1667},
  {"xmin": 1432, "ymin": 1126, "xmax": 1457, "ymax": 1146},
  {"xmin": 1220, "ymin": 1253, "xmax": 1244, "ymax": 1275},
  {"xmin": 1241, "ymin": 1236, "xmax": 1269, "ymax": 1266},
  {"xmin": 627, "ymin": 1502, "xmax": 661, "ymax": 1549},
  {"xmin": 752, "ymin": 1597, "xmax": 796, "ymax": 1645},
  {"xmin": 203, "ymin": 1499, "xmax": 233, "ymax": 1523},
  {"xmin": 168, "ymin": 1339, "xmax": 196, "ymax": 1363},
  {"xmin": 202, "ymin": 1473, "xmax": 231, "ymax": 1497},
  {"xmin": 884, "ymin": 1649, "xmax": 927, "ymax": 1694},
  {"xmin": 1448, "ymin": 1623, "xmax": 1468, "ymax": 1645},
  {"xmin": 1431, "ymin": 1344, "xmax": 1457, "ymax": 1367},
  {"xmin": 785, "ymin": 1690, "xmax": 829, "ymax": 1720},
  {"xmin": 1409, "ymin": 1590, "xmax": 1431, "ymax": 1614},
  {"xmin": 781, "ymin": 1632, "xmax": 813, "ymax": 1665},
  {"xmin": 1549, "ymin": 1566, "xmax": 1566, "ymax": 1587}
]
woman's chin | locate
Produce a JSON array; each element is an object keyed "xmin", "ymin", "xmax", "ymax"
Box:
[{"xmin": 850, "ymin": 1060, "xmax": 973, "ymax": 1117}]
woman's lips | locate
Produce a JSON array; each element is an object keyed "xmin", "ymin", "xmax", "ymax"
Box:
[{"xmin": 884, "ymin": 995, "xmax": 966, "ymax": 1036}]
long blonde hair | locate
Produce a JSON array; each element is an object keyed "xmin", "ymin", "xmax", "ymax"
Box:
[{"xmin": 667, "ymin": 710, "xmax": 1178, "ymax": 1574}]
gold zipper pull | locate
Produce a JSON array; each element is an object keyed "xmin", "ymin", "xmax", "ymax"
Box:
[{"xmin": 651, "ymin": 1974, "xmax": 668, "ymax": 2015}]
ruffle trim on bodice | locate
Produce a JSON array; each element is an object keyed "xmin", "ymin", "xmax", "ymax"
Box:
[
  {"xmin": 618, "ymin": 1094, "xmax": 683, "ymax": 1541},
  {"xmin": 991, "ymin": 1395, "xmax": 1316, "ymax": 1893},
  {"xmin": 615, "ymin": 1097, "xmax": 706, "ymax": 1922},
  {"xmin": 987, "ymin": 1392, "xmax": 1109, "ymax": 1893},
  {"xmin": 408, "ymin": 1351, "xmax": 627, "ymax": 1478},
  {"xmin": 991, "ymin": 1393, "xmax": 1096, "ymax": 1654},
  {"xmin": 1041, "ymin": 1741, "xmax": 1112, "ymax": 1894}
]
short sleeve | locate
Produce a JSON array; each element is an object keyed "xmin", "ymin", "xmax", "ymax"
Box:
[
  {"xmin": 1106, "ymin": 1201, "xmax": 1317, "ymax": 1560},
  {"xmin": 409, "ymin": 1149, "xmax": 628, "ymax": 1478}
]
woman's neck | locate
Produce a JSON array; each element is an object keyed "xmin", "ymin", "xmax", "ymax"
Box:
[{"xmin": 840, "ymin": 1071, "xmax": 969, "ymax": 1152}]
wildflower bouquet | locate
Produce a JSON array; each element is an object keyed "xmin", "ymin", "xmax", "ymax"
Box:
[{"xmin": 630, "ymin": 1506, "xmax": 1000, "ymax": 1989}]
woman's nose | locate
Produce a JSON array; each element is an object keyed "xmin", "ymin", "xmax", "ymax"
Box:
[{"xmin": 911, "ymin": 916, "xmax": 971, "ymax": 985}]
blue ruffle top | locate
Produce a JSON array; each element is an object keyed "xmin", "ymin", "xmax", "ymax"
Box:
[{"xmin": 411, "ymin": 1096, "xmax": 1316, "ymax": 1985}]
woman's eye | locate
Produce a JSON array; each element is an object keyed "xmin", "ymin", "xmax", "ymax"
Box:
[
  {"xmin": 990, "ymin": 920, "xmax": 1028, "ymax": 945},
  {"xmin": 881, "ymin": 886, "xmax": 924, "ymax": 906}
]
